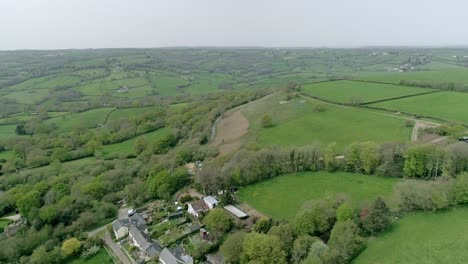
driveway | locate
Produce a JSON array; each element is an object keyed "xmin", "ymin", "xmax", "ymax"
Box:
[
  {"xmin": 104, "ymin": 231, "xmax": 133, "ymax": 264},
  {"xmin": 2, "ymin": 214, "xmax": 21, "ymax": 222}
]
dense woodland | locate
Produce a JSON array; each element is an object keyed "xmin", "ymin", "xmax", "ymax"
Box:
[{"xmin": 0, "ymin": 48, "xmax": 467, "ymax": 263}]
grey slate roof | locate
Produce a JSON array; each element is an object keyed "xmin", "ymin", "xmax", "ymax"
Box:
[
  {"xmin": 129, "ymin": 225, "xmax": 162, "ymax": 257},
  {"xmin": 112, "ymin": 218, "xmax": 129, "ymax": 232},
  {"xmin": 130, "ymin": 213, "xmax": 146, "ymax": 228},
  {"xmin": 159, "ymin": 246, "xmax": 193, "ymax": 264}
]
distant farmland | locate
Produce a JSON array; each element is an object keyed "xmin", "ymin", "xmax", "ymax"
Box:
[
  {"xmin": 302, "ymin": 80, "xmax": 433, "ymax": 104},
  {"xmin": 370, "ymin": 91, "xmax": 468, "ymax": 124},
  {"xmin": 356, "ymin": 69, "xmax": 468, "ymax": 86}
]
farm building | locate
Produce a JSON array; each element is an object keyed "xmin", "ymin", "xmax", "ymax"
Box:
[
  {"xmin": 203, "ymin": 196, "xmax": 219, "ymax": 209},
  {"xmin": 224, "ymin": 205, "xmax": 249, "ymax": 219}
]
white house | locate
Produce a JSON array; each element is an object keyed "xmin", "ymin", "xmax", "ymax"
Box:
[
  {"xmin": 187, "ymin": 200, "xmax": 209, "ymax": 218},
  {"xmin": 112, "ymin": 219, "xmax": 129, "ymax": 239},
  {"xmin": 203, "ymin": 196, "xmax": 218, "ymax": 209}
]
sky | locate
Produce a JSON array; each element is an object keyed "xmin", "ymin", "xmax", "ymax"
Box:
[{"xmin": 1, "ymin": 0, "xmax": 468, "ymax": 50}]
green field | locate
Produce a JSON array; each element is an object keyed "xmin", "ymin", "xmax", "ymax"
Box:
[
  {"xmin": 0, "ymin": 151, "xmax": 14, "ymax": 160},
  {"xmin": 302, "ymin": 80, "xmax": 433, "ymax": 104},
  {"xmin": 3, "ymin": 89, "xmax": 51, "ymax": 104},
  {"xmin": 45, "ymin": 108, "xmax": 114, "ymax": 132},
  {"xmin": 0, "ymin": 125, "xmax": 18, "ymax": 141},
  {"xmin": 242, "ymin": 93, "xmax": 412, "ymax": 150},
  {"xmin": 354, "ymin": 207, "xmax": 468, "ymax": 264},
  {"xmin": 65, "ymin": 248, "xmax": 113, "ymax": 264},
  {"xmin": 101, "ymin": 127, "xmax": 170, "ymax": 158},
  {"xmin": 356, "ymin": 70, "xmax": 468, "ymax": 85},
  {"xmin": 74, "ymin": 81, "xmax": 119, "ymax": 96},
  {"xmin": 0, "ymin": 219, "xmax": 11, "ymax": 233},
  {"xmin": 106, "ymin": 106, "xmax": 160, "ymax": 122},
  {"xmin": 148, "ymin": 75, "xmax": 190, "ymax": 97},
  {"xmin": 370, "ymin": 91, "xmax": 468, "ymax": 124},
  {"xmin": 238, "ymin": 171, "xmax": 399, "ymax": 220}
]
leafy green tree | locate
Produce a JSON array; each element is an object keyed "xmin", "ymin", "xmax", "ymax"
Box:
[
  {"xmin": 453, "ymin": 173, "xmax": 468, "ymax": 204},
  {"xmin": 336, "ymin": 202, "xmax": 355, "ymax": 222},
  {"xmin": 30, "ymin": 245, "xmax": 62, "ymax": 264},
  {"xmin": 220, "ymin": 231, "xmax": 246, "ymax": 263},
  {"xmin": 242, "ymin": 232, "xmax": 287, "ymax": 264},
  {"xmin": 294, "ymin": 210, "xmax": 316, "ymax": 236},
  {"xmin": 38, "ymin": 205, "xmax": 58, "ymax": 224},
  {"xmin": 134, "ymin": 136, "xmax": 148, "ymax": 155},
  {"xmin": 302, "ymin": 240, "xmax": 328, "ymax": 264},
  {"xmin": 203, "ymin": 208, "xmax": 232, "ymax": 236},
  {"xmin": 17, "ymin": 190, "xmax": 41, "ymax": 217},
  {"xmin": 254, "ymin": 217, "xmax": 273, "ymax": 234},
  {"xmin": 327, "ymin": 220, "xmax": 365, "ymax": 264},
  {"xmin": 61, "ymin": 238, "xmax": 82, "ymax": 257},
  {"xmin": 324, "ymin": 142, "xmax": 338, "ymax": 172},
  {"xmin": 268, "ymin": 223, "xmax": 295, "ymax": 253},
  {"xmin": 360, "ymin": 142, "xmax": 380, "ymax": 174},
  {"xmin": 261, "ymin": 114, "xmax": 273, "ymax": 128},
  {"xmin": 291, "ymin": 235, "xmax": 317, "ymax": 263},
  {"xmin": 361, "ymin": 197, "xmax": 391, "ymax": 235},
  {"xmin": 218, "ymin": 191, "xmax": 235, "ymax": 206}
]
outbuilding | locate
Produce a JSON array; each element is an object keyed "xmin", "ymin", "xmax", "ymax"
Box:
[{"xmin": 203, "ymin": 196, "xmax": 218, "ymax": 209}]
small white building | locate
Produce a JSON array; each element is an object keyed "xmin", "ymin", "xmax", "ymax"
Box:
[
  {"xmin": 112, "ymin": 219, "xmax": 129, "ymax": 239},
  {"xmin": 203, "ymin": 196, "xmax": 218, "ymax": 209}
]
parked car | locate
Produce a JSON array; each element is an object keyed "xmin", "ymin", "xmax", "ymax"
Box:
[
  {"xmin": 459, "ymin": 136, "xmax": 468, "ymax": 143},
  {"xmin": 127, "ymin": 209, "xmax": 136, "ymax": 217}
]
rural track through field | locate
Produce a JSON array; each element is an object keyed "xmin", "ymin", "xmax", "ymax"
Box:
[{"xmin": 299, "ymin": 93, "xmax": 441, "ymax": 142}]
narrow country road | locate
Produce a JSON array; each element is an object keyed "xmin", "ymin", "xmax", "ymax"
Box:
[
  {"xmin": 411, "ymin": 121, "xmax": 423, "ymax": 142},
  {"xmin": 87, "ymin": 224, "xmax": 109, "ymax": 237},
  {"xmin": 104, "ymin": 231, "xmax": 133, "ymax": 264}
]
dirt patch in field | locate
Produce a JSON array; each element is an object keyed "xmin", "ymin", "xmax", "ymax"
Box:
[{"xmin": 212, "ymin": 110, "xmax": 249, "ymax": 155}]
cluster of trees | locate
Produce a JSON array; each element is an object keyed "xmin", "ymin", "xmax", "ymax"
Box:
[
  {"xmin": 394, "ymin": 173, "xmax": 468, "ymax": 212},
  {"xmin": 220, "ymin": 195, "xmax": 393, "ymax": 264},
  {"xmin": 219, "ymin": 171, "xmax": 468, "ymax": 264},
  {"xmin": 399, "ymin": 80, "xmax": 468, "ymax": 92},
  {"xmin": 197, "ymin": 142, "xmax": 468, "ymax": 193}
]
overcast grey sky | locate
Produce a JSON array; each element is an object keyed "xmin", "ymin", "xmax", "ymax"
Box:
[{"xmin": 1, "ymin": 0, "xmax": 467, "ymax": 50}]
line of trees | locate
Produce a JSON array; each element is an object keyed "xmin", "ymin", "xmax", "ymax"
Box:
[{"xmin": 196, "ymin": 141, "xmax": 468, "ymax": 194}]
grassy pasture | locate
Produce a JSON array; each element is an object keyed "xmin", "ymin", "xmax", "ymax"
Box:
[
  {"xmin": 0, "ymin": 219, "xmax": 12, "ymax": 233},
  {"xmin": 356, "ymin": 70, "xmax": 468, "ymax": 85},
  {"xmin": 106, "ymin": 106, "xmax": 160, "ymax": 122},
  {"xmin": 242, "ymin": 93, "xmax": 412, "ymax": 150},
  {"xmin": 0, "ymin": 125, "xmax": 18, "ymax": 141},
  {"xmin": 370, "ymin": 91, "xmax": 468, "ymax": 124},
  {"xmin": 148, "ymin": 75, "xmax": 190, "ymax": 97},
  {"xmin": 238, "ymin": 171, "xmax": 399, "ymax": 220},
  {"xmin": 45, "ymin": 108, "xmax": 114, "ymax": 132},
  {"xmin": 0, "ymin": 151, "xmax": 14, "ymax": 160},
  {"xmin": 3, "ymin": 89, "xmax": 50, "ymax": 104},
  {"xmin": 184, "ymin": 73, "xmax": 234, "ymax": 95},
  {"xmin": 113, "ymin": 77, "xmax": 148, "ymax": 87},
  {"xmin": 302, "ymin": 80, "xmax": 433, "ymax": 104},
  {"xmin": 354, "ymin": 207, "xmax": 468, "ymax": 264},
  {"xmin": 74, "ymin": 81, "xmax": 119, "ymax": 96},
  {"xmin": 113, "ymin": 85, "xmax": 154, "ymax": 98},
  {"xmin": 65, "ymin": 247, "xmax": 113, "ymax": 264},
  {"xmin": 101, "ymin": 127, "xmax": 170, "ymax": 158}
]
